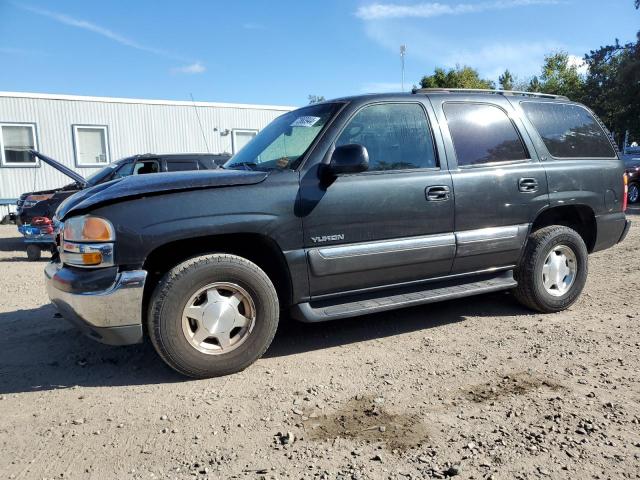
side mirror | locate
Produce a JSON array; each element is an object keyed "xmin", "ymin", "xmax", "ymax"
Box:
[{"xmin": 327, "ymin": 144, "xmax": 369, "ymax": 176}]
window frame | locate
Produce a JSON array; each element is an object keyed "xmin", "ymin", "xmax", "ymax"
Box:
[
  {"xmin": 231, "ymin": 128, "xmax": 258, "ymax": 154},
  {"xmin": 519, "ymin": 101, "xmax": 618, "ymax": 160},
  {"xmin": 443, "ymin": 101, "xmax": 532, "ymax": 170},
  {"xmin": 72, "ymin": 124, "xmax": 111, "ymax": 167},
  {"xmin": 0, "ymin": 122, "xmax": 39, "ymax": 168},
  {"xmin": 332, "ymin": 101, "xmax": 441, "ymax": 175}
]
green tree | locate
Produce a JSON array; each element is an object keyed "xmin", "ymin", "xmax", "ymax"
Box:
[
  {"xmin": 582, "ymin": 38, "xmax": 640, "ymax": 143},
  {"xmin": 534, "ymin": 52, "xmax": 585, "ymax": 99},
  {"xmin": 527, "ymin": 76, "xmax": 542, "ymax": 92},
  {"xmin": 419, "ymin": 65, "xmax": 495, "ymax": 89},
  {"xmin": 308, "ymin": 95, "xmax": 325, "ymax": 104},
  {"xmin": 498, "ymin": 69, "xmax": 514, "ymax": 90}
]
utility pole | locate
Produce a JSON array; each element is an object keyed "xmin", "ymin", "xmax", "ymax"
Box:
[{"xmin": 400, "ymin": 45, "xmax": 406, "ymax": 92}]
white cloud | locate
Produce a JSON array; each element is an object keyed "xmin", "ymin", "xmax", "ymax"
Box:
[
  {"xmin": 444, "ymin": 41, "xmax": 562, "ymax": 79},
  {"xmin": 356, "ymin": 0, "xmax": 560, "ymax": 20},
  {"xmin": 361, "ymin": 82, "xmax": 404, "ymax": 92},
  {"xmin": 567, "ymin": 54, "xmax": 588, "ymax": 75},
  {"xmin": 18, "ymin": 4, "xmax": 188, "ymax": 62},
  {"xmin": 171, "ymin": 62, "xmax": 206, "ymax": 74},
  {"xmin": 361, "ymin": 18, "xmax": 564, "ymax": 82}
]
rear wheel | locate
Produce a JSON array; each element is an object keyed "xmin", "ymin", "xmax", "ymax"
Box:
[
  {"xmin": 148, "ymin": 254, "xmax": 279, "ymax": 378},
  {"xmin": 514, "ymin": 225, "xmax": 588, "ymax": 313},
  {"xmin": 628, "ymin": 182, "xmax": 639, "ymax": 204}
]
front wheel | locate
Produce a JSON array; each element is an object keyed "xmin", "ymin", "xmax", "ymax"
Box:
[
  {"xmin": 628, "ymin": 182, "xmax": 639, "ymax": 204},
  {"xmin": 514, "ymin": 226, "xmax": 588, "ymax": 313},
  {"xmin": 148, "ymin": 254, "xmax": 279, "ymax": 378},
  {"xmin": 26, "ymin": 244, "xmax": 41, "ymax": 261}
]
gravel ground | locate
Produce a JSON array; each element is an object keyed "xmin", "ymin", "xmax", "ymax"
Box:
[{"xmin": 0, "ymin": 212, "xmax": 639, "ymax": 480}]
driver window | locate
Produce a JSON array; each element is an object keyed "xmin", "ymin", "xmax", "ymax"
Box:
[
  {"xmin": 133, "ymin": 160, "xmax": 160, "ymax": 175},
  {"xmin": 336, "ymin": 103, "xmax": 438, "ymax": 171}
]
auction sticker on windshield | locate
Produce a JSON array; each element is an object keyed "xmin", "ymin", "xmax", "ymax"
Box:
[{"xmin": 291, "ymin": 116, "xmax": 321, "ymax": 127}]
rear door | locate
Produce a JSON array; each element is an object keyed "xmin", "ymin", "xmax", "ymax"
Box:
[
  {"xmin": 300, "ymin": 100, "xmax": 456, "ymax": 298},
  {"xmin": 432, "ymin": 96, "xmax": 549, "ymax": 274}
]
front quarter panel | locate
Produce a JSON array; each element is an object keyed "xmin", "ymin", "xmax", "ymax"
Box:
[{"xmin": 85, "ymin": 171, "xmax": 303, "ymax": 267}]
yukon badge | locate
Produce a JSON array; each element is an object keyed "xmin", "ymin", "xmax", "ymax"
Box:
[{"xmin": 311, "ymin": 234, "xmax": 345, "ymax": 243}]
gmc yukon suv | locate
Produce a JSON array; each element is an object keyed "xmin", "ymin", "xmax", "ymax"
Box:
[{"xmin": 45, "ymin": 89, "xmax": 631, "ymax": 378}]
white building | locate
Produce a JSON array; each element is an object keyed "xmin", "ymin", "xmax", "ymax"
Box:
[{"xmin": 0, "ymin": 91, "xmax": 294, "ymax": 216}]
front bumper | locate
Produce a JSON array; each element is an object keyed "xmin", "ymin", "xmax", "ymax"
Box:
[{"xmin": 45, "ymin": 262, "xmax": 147, "ymax": 345}]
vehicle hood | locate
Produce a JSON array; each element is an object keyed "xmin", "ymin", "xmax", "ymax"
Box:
[
  {"xmin": 31, "ymin": 150, "xmax": 87, "ymax": 187},
  {"xmin": 56, "ymin": 169, "xmax": 269, "ymax": 220}
]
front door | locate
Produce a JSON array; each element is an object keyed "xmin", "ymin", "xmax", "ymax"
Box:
[
  {"xmin": 300, "ymin": 101, "xmax": 455, "ymax": 298},
  {"xmin": 433, "ymin": 97, "xmax": 549, "ymax": 274}
]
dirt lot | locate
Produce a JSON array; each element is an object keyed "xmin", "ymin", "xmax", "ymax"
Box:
[{"xmin": 0, "ymin": 213, "xmax": 639, "ymax": 480}]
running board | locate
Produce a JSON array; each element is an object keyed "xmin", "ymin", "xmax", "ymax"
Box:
[{"xmin": 291, "ymin": 270, "xmax": 517, "ymax": 323}]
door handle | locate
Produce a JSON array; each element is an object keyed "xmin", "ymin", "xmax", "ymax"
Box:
[
  {"xmin": 426, "ymin": 185, "xmax": 451, "ymax": 201},
  {"xmin": 518, "ymin": 178, "xmax": 539, "ymax": 193}
]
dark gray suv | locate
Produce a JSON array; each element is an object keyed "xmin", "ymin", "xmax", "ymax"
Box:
[{"xmin": 45, "ymin": 89, "xmax": 630, "ymax": 378}]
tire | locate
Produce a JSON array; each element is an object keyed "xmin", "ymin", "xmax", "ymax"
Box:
[
  {"xmin": 514, "ymin": 225, "xmax": 588, "ymax": 313},
  {"xmin": 628, "ymin": 182, "xmax": 639, "ymax": 204},
  {"xmin": 148, "ymin": 254, "xmax": 279, "ymax": 378},
  {"xmin": 26, "ymin": 244, "xmax": 41, "ymax": 261}
]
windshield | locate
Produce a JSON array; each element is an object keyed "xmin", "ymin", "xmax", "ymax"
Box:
[
  {"xmin": 85, "ymin": 163, "xmax": 120, "ymax": 185},
  {"xmin": 225, "ymin": 102, "xmax": 340, "ymax": 171}
]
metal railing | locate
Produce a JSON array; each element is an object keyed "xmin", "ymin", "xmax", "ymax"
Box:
[{"xmin": 411, "ymin": 87, "xmax": 569, "ymax": 101}]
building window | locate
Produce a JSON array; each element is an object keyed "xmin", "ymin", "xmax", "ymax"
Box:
[
  {"xmin": 73, "ymin": 125, "xmax": 110, "ymax": 166},
  {"xmin": 232, "ymin": 129, "xmax": 258, "ymax": 154},
  {"xmin": 0, "ymin": 123, "xmax": 38, "ymax": 166}
]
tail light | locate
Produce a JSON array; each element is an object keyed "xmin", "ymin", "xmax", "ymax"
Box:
[
  {"xmin": 32, "ymin": 216, "xmax": 54, "ymax": 234},
  {"xmin": 623, "ymin": 173, "xmax": 628, "ymax": 212}
]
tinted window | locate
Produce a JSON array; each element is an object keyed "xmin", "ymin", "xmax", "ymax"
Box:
[
  {"xmin": 167, "ymin": 160, "xmax": 199, "ymax": 172},
  {"xmin": 521, "ymin": 102, "xmax": 616, "ymax": 158},
  {"xmin": 444, "ymin": 103, "xmax": 529, "ymax": 167},
  {"xmin": 336, "ymin": 103, "xmax": 437, "ymax": 171}
]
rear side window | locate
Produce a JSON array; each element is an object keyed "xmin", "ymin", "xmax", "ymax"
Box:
[
  {"xmin": 167, "ymin": 160, "xmax": 199, "ymax": 172},
  {"xmin": 520, "ymin": 102, "xmax": 616, "ymax": 158},
  {"xmin": 443, "ymin": 103, "xmax": 529, "ymax": 167},
  {"xmin": 336, "ymin": 103, "xmax": 438, "ymax": 171}
]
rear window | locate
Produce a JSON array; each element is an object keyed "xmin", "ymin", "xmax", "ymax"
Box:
[
  {"xmin": 520, "ymin": 102, "xmax": 616, "ymax": 159},
  {"xmin": 443, "ymin": 103, "xmax": 529, "ymax": 167}
]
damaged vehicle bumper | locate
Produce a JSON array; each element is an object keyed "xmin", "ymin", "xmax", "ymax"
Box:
[{"xmin": 45, "ymin": 262, "xmax": 147, "ymax": 345}]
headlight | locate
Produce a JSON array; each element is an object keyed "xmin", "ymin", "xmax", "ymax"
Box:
[
  {"xmin": 63, "ymin": 215, "xmax": 115, "ymax": 242},
  {"xmin": 61, "ymin": 215, "xmax": 115, "ymax": 268}
]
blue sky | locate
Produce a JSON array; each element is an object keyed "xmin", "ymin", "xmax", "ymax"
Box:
[{"xmin": 0, "ymin": 0, "xmax": 638, "ymax": 106}]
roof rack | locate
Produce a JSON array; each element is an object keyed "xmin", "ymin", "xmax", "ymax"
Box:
[{"xmin": 411, "ymin": 87, "xmax": 569, "ymax": 101}]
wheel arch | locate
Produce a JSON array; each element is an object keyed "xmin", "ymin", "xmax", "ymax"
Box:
[
  {"xmin": 530, "ymin": 204, "xmax": 597, "ymax": 252},
  {"xmin": 142, "ymin": 232, "xmax": 294, "ymax": 325}
]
